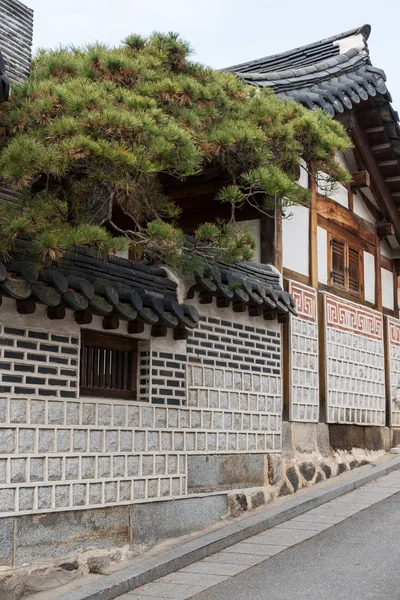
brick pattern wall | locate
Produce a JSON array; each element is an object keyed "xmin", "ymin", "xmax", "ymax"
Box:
[
  {"xmin": 324, "ymin": 294, "xmax": 385, "ymax": 425},
  {"xmin": 0, "ymin": 308, "xmax": 282, "ymax": 517},
  {"xmin": 288, "ymin": 282, "xmax": 319, "ymax": 422},
  {"xmin": 387, "ymin": 316, "xmax": 400, "ymax": 427}
]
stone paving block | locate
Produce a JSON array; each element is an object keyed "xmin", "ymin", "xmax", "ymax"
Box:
[
  {"xmin": 253, "ymin": 528, "xmax": 316, "ymax": 546},
  {"xmin": 203, "ymin": 552, "xmax": 265, "ymax": 566},
  {"xmin": 129, "ymin": 582, "xmax": 206, "ymax": 598},
  {"xmin": 276, "ymin": 519, "xmax": 332, "ymax": 532},
  {"xmin": 295, "ymin": 514, "xmax": 345, "ymax": 525},
  {"xmin": 180, "ymin": 560, "xmax": 247, "ymax": 577},
  {"xmin": 309, "ymin": 504, "xmax": 362, "ymax": 517},
  {"xmin": 158, "ymin": 572, "xmax": 228, "ymax": 587},
  {"xmin": 223, "ymin": 542, "xmax": 287, "ymax": 556}
]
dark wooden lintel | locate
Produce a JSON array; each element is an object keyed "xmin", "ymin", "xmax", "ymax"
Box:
[
  {"xmin": 351, "ymin": 171, "xmax": 371, "ymax": 189},
  {"xmin": 278, "ymin": 313, "xmax": 289, "ymax": 324},
  {"xmin": 127, "ymin": 321, "xmax": 145, "ymax": 334},
  {"xmin": 103, "ymin": 315, "xmax": 120, "ymax": 330},
  {"xmin": 263, "ymin": 311, "xmax": 276, "ymax": 321},
  {"xmin": 151, "ymin": 324, "xmax": 168, "ymax": 338},
  {"xmin": 377, "ymin": 221, "xmax": 395, "ymax": 238},
  {"xmin": 232, "ymin": 302, "xmax": 247, "ymax": 313},
  {"xmin": 248, "ymin": 306, "xmax": 263, "ymax": 317},
  {"xmin": 47, "ymin": 305, "xmax": 66, "ymax": 320},
  {"xmin": 216, "ymin": 297, "xmax": 231, "ymax": 308},
  {"xmin": 16, "ymin": 298, "xmax": 36, "ymax": 315},
  {"xmin": 173, "ymin": 329, "xmax": 189, "ymax": 340},
  {"xmin": 75, "ymin": 310, "xmax": 93, "ymax": 325}
]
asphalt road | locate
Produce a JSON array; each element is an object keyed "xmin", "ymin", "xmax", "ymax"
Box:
[{"xmin": 193, "ymin": 492, "xmax": 400, "ymax": 600}]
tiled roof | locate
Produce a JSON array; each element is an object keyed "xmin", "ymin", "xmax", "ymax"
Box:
[
  {"xmin": 223, "ymin": 25, "xmax": 389, "ymax": 118},
  {"xmin": 0, "ymin": 51, "xmax": 10, "ymax": 101},
  {"xmin": 0, "ymin": 239, "xmax": 295, "ymax": 331}
]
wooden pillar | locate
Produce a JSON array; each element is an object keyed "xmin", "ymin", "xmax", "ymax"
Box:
[
  {"xmin": 260, "ymin": 205, "xmax": 282, "ymax": 270},
  {"xmin": 309, "ymin": 168, "xmax": 318, "ymax": 289},
  {"xmin": 393, "ymin": 269, "xmax": 399, "ymax": 319},
  {"xmin": 375, "ymin": 234, "xmax": 382, "ymax": 312}
]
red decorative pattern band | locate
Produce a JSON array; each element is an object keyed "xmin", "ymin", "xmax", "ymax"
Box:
[
  {"xmin": 289, "ymin": 281, "xmax": 317, "ymax": 322},
  {"xmin": 325, "ymin": 294, "xmax": 382, "ymax": 340},
  {"xmin": 388, "ymin": 316, "xmax": 400, "ymax": 346}
]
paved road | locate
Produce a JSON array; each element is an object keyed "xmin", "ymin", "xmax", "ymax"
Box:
[
  {"xmin": 194, "ymin": 491, "xmax": 400, "ymax": 600},
  {"xmin": 119, "ymin": 470, "xmax": 400, "ymax": 600}
]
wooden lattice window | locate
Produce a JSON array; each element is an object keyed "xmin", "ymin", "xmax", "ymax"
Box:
[
  {"xmin": 329, "ymin": 235, "xmax": 363, "ymax": 298},
  {"xmin": 80, "ymin": 330, "xmax": 138, "ymax": 399}
]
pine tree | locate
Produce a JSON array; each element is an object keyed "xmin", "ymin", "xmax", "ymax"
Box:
[{"xmin": 0, "ymin": 32, "xmax": 351, "ymax": 269}]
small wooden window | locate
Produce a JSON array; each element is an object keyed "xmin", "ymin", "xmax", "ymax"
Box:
[
  {"xmin": 80, "ymin": 330, "xmax": 137, "ymax": 399},
  {"xmin": 329, "ymin": 235, "xmax": 363, "ymax": 298}
]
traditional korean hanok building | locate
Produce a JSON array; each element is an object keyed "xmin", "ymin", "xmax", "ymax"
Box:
[
  {"xmin": 222, "ymin": 25, "xmax": 400, "ymax": 445},
  {"xmin": 0, "ymin": 9, "xmax": 398, "ymax": 574}
]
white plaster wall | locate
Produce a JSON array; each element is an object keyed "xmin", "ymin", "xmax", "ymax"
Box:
[
  {"xmin": 382, "ymin": 267, "xmax": 394, "ymax": 310},
  {"xmin": 282, "ymin": 204, "xmax": 309, "ymax": 276},
  {"xmin": 317, "ymin": 172, "xmax": 348, "ymax": 208},
  {"xmin": 363, "ymin": 252, "xmax": 375, "ymax": 304},
  {"xmin": 353, "ymin": 192, "xmax": 375, "ymax": 225},
  {"xmin": 381, "ymin": 242, "xmax": 391, "ymax": 259},
  {"xmin": 317, "ymin": 227, "xmax": 328, "ymax": 285},
  {"xmin": 297, "ymin": 159, "xmax": 309, "ymax": 189}
]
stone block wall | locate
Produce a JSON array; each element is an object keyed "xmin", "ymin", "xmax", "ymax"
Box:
[
  {"xmin": 0, "ymin": 298, "xmax": 282, "ymax": 519},
  {"xmin": 387, "ymin": 316, "xmax": 400, "ymax": 427},
  {"xmin": 324, "ymin": 293, "xmax": 385, "ymax": 425},
  {"xmin": 287, "ymin": 281, "xmax": 319, "ymax": 422}
]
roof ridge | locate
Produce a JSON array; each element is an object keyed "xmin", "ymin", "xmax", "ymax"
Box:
[{"xmin": 223, "ymin": 24, "xmax": 371, "ymax": 74}]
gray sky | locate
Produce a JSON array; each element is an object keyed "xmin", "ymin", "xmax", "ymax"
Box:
[{"xmin": 27, "ymin": 0, "xmax": 400, "ymax": 108}]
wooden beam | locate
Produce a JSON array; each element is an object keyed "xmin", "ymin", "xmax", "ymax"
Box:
[
  {"xmin": 350, "ymin": 171, "xmax": 370, "ymax": 189},
  {"xmin": 16, "ymin": 298, "xmax": 36, "ymax": 315},
  {"xmin": 173, "ymin": 329, "xmax": 188, "ymax": 340},
  {"xmin": 375, "ymin": 233, "xmax": 383, "ymax": 312},
  {"xmin": 365, "ymin": 126, "xmax": 385, "ymax": 134},
  {"xmin": 75, "ymin": 310, "xmax": 92, "ymax": 325},
  {"xmin": 102, "ymin": 315, "xmax": 119, "ymax": 330},
  {"xmin": 151, "ymin": 324, "xmax": 168, "ymax": 337},
  {"xmin": 394, "ymin": 270, "xmax": 399, "ymax": 319},
  {"xmin": 309, "ymin": 168, "xmax": 318, "ymax": 288},
  {"xmin": 379, "ymin": 160, "xmax": 398, "ymax": 167},
  {"xmin": 47, "ymin": 305, "xmax": 66, "ymax": 320},
  {"xmin": 347, "ymin": 184, "xmax": 354, "ymax": 213},
  {"xmin": 377, "ymin": 221, "xmax": 395, "ymax": 238},
  {"xmin": 371, "ymin": 143, "xmax": 391, "ymax": 152},
  {"xmin": 127, "ymin": 321, "xmax": 145, "ymax": 334},
  {"xmin": 260, "ymin": 208, "xmax": 282, "ymax": 270},
  {"xmin": 349, "ymin": 120, "xmax": 400, "ymax": 245},
  {"xmin": 385, "ymin": 175, "xmax": 400, "ymax": 183},
  {"xmin": 316, "ymin": 195, "xmax": 375, "ymax": 245}
]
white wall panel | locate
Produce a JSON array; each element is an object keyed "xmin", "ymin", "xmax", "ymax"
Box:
[
  {"xmin": 363, "ymin": 252, "xmax": 375, "ymax": 304},
  {"xmin": 282, "ymin": 205, "xmax": 309, "ymax": 276},
  {"xmin": 317, "ymin": 227, "xmax": 328, "ymax": 284},
  {"xmin": 382, "ymin": 267, "xmax": 394, "ymax": 310}
]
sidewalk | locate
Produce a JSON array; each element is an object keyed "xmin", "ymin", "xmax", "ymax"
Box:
[
  {"xmin": 54, "ymin": 454, "xmax": 400, "ymax": 600},
  {"xmin": 118, "ymin": 468, "xmax": 400, "ymax": 599}
]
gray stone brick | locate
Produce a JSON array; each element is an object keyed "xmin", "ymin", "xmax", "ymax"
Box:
[
  {"xmin": 160, "ymin": 478, "xmax": 171, "ymax": 497},
  {"xmin": 127, "ymin": 455, "xmax": 140, "ymax": 476},
  {"xmin": 73, "ymin": 483, "xmax": 86, "ymax": 506},
  {"xmin": 66, "ymin": 402, "xmax": 80, "ymax": 425},
  {"xmin": 141, "ymin": 406, "xmax": 154, "ymax": 428},
  {"xmin": 82, "ymin": 457, "xmax": 95, "ymax": 479},
  {"xmin": 127, "ymin": 405, "xmax": 140, "ymax": 427},
  {"xmin": 19, "ymin": 487, "xmax": 34, "ymax": 511},
  {"xmin": 0, "ymin": 489, "xmax": 15, "ymax": 513},
  {"xmin": 38, "ymin": 486, "xmax": 52, "ymax": 510},
  {"xmin": 133, "ymin": 480, "xmax": 146, "ymax": 500},
  {"xmin": 73, "ymin": 429, "xmax": 87, "ymax": 452},
  {"xmin": 0, "ymin": 459, "xmax": 6, "ymax": 483},
  {"xmin": 38, "ymin": 430, "xmax": 54, "ymax": 453},
  {"xmin": 10, "ymin": 399, "xmax": 27, "ymax": 424},
  {"xmin": 10, "ymin": 458, "xmax": 27, "ymax": 483},
  {"xmin": 30, "ymin": 457, "xmax": 44, "ymax": 482},
  {"xmin": 0, "ymin": 428, "xmax": 15, "ymax": 453},
  {"xmin": 30, "ymin": 400, "xmax": 45, "ymax": 424},
  {"xmin": 167, "ymin": 455, "xmax": 178, "ymax": 475},
  {"xmin": 98, "ymin": 456, "xmax": 111, "ymax": 478},
  {"xmin": 161, "ymin": 432, "xmax": 172, "ymax": 451},
  {"xmin": 98, "ymin": 404, "xmax": 112, "ymax": 426},
  {"xmin": 119, "ymin": 480, "xmax": 132, "ymax": 501},
  {"xmin": 134, "ymin": 430, "xmax": 146, "ymax": 452},
  {"xmin": 48, "ymin": 457, "xmax": 62, "ymax": 480},
  {"xmin": 113, "ymin": 405, "xmax": 126, "ymax": 426},
  {"xmin": 0, "ymin": 398, "xmax": 7, "ymax": 423},
  {"xmin": 82, "ymin": 403, "xmax": 96, "ymax": 425},
  {"xmin": 147, "ymin": 479, "xmax": 158, "ymax": 498},
  {"xmin": 89, "ymin": 429, "xmax": 103, "ymax": 453},
  {"xmin": 89, "ymin": 483, "xmax": 102, "ymax": 505},
  {"xmin": 65, "ymin": 457, "xmax": 79, "ymax": 480},
  {"xmin": 19, "ymin": 428, "xmax": 35, "ymax": 453},
  {"xmin": 105, "ymin": 430, "xmax": 118, "ymax": 452},
  {"xmin": 120, "ymin": 430, "xmax": 133, "ymax": 452},
  {"xmin": 0, "ymin": 518, "xmax": 14, "ymax": 565},
  {"xmin": 48, "ymin": 401, "xmax": 64, "ymax": 424},
  {"xmin": 113, "ymin": 456, "xmax": 125, "ymax": 478},
  {"xmin": 104, "ymin": 481, "xmax": 117, "ymax": 503},
  {"xmin": 56, "ymin": 429, "xmax": 71, "ymax": 453},
  {"xmin": 142, "ymin": 455, "xmax": 154, "ymax": 476},
  {"xmin": 55, "ymin": 485, "xmax": 70, "ymax": 508}
]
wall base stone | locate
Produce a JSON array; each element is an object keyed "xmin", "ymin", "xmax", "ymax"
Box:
[
  {"xmin": 187, "ymin": 455, "xmax": 264, "ymax": 494},
  {"xmin": 329, "ymin": 425, "xmax": 392, "ymax": 452}
]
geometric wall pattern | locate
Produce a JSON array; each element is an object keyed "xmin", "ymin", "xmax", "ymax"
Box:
[
  {"xmin": 387, "ymin": 316, "xmax": 400, "ymax": 426},
  {"xmin": 325, "ymin": 293, "xmax": 385, "ymax": 426},
  {"xmin": 288, "ymin": 281, "xmax": 319, "ymax": 422}
]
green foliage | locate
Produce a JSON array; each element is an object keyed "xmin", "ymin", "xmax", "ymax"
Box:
[{"xmin": 0, "ymin": 32, "xmax": 352, "ymax": 269}]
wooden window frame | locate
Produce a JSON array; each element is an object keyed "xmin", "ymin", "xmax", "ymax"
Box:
[
  {"xmin": 327, "ymin": 233, "xmax": 364, "ymax": 299},
  {"xmin": 80, "ymin": 330, "xmax": 138, "ymax": 400}
]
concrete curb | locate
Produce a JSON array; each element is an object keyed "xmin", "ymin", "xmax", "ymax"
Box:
[{"xmin": 59, "ymin": 455, "xmax": 400, "ymax": 600}]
